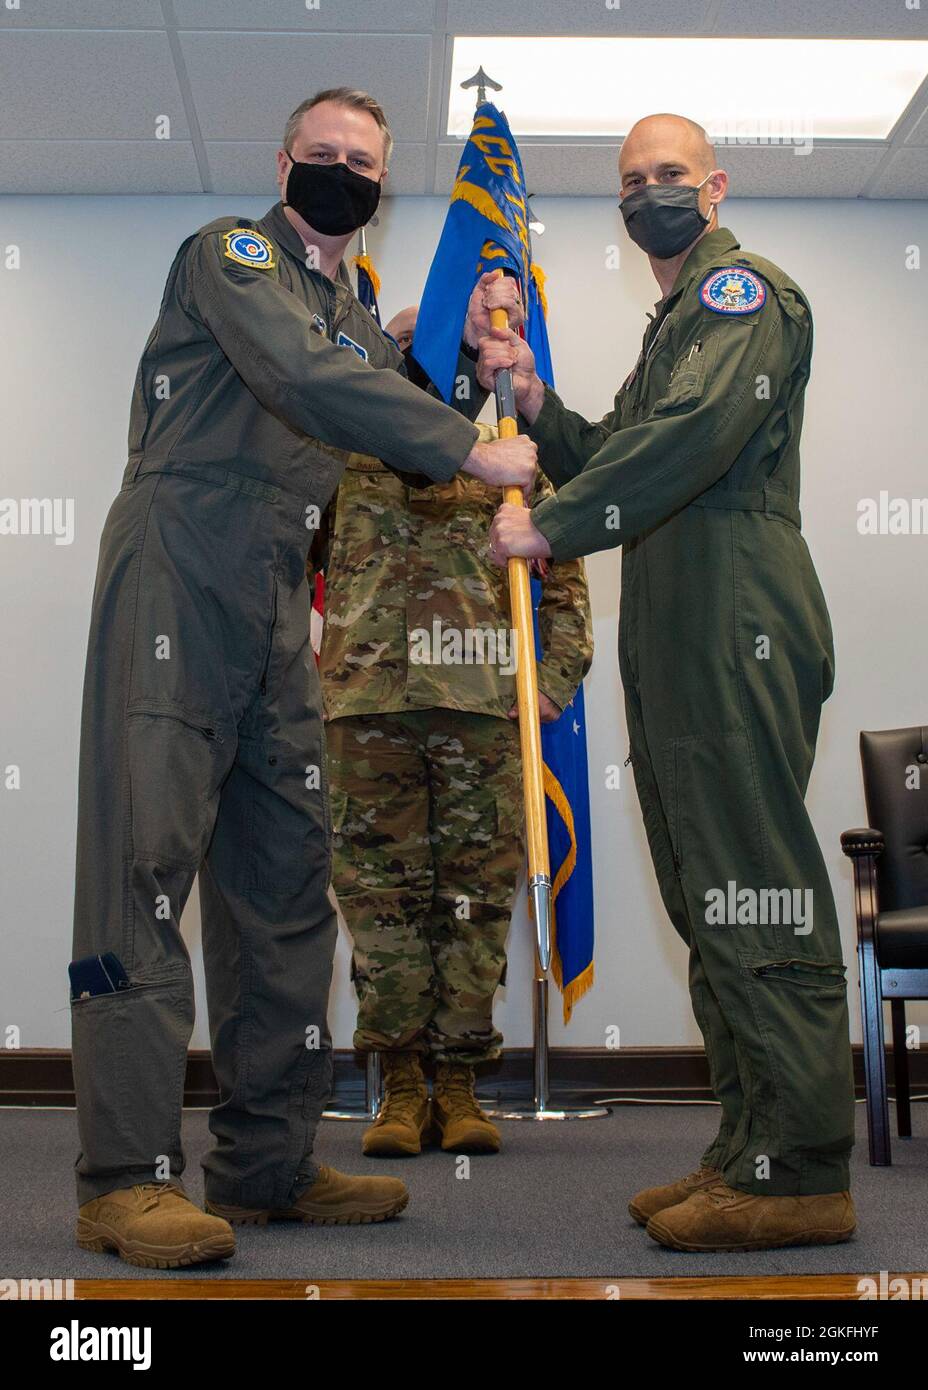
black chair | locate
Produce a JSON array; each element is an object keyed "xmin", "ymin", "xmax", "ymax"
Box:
[{"xmin": 841, "ymin": 726, "xmax": 928, "ymax": 1165}]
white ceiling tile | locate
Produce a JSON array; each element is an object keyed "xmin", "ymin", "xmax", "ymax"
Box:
[
  {"xmin": 435, "ymin": 141, "xmax": 622, "ymax": 196},
  {"xmin": 712, "ymin": 142, "xmax": 887, "ymax": 197},
  {"xmin": 866, "ymin": 145, "xmax": 928, "ymax": 198},
  {"xmin": 446, "ymin": 0, "xmax": 713, "ymax": 35},
  {"xmin": 202, "ymin": 143, "xmax": 280, "ymax": 198},
  {"xmin": 179, "ymin": 32, "xmax": 432, "ymax": 142},
  {"xmin": 382, "ymin": 145, "xmax": 430, "ymax": 195},
  {"xmin": 0, "ymin": 0, "xmax": 163, "ymax": 26},
  {"xmin": 0, "ymin": 140, "xmax": 201, "ymax": 193},
  {"xmin": 0, "ymin": 32, "xmax": 189, "ymax": 139},
  {"xmin": 175, "ymin": 0, "xmax": 438, "ymax": 31},
  {"xmin": 712, "ymin": 0, "xmax": 927, "ymax": 37},
  {"xmin": 0, "ymin": 6, "xmax": 924, "ymax": 200},
  {"xmin": 436, "ymin": 139, "xmax": 888, "ymax": 197},
  {"xmin": 205, "ymin": 141, "xmax": 429, "ymax": 195}
]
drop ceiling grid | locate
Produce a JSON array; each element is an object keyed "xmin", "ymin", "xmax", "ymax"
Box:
[{"xmin": 0, "ymin": 4, "xmax": 925, "ymax": 197}]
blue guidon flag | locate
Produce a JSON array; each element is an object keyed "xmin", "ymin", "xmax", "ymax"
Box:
[
  {"xmin": 414, "ymin": 101, "xmax": 594, "ymax": 1021},
  {"xmin": 412, "ymin": 101, "xmax": 552, "ymax": 402},
  {"xmin": 531, "ymin": 582, "xmax": 596, "ymax": 1021}
]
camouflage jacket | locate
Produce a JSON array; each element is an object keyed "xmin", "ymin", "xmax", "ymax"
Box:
[{"xmin": 319, "ymin": 425, "xmax": 593, "ymax": 721}]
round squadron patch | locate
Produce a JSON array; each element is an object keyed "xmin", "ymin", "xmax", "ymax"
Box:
[
  {"xmin": 222, "ymin": 228, "xmax": 276, "ymax": 270},
  {"xmin": 698, "ymin": 267, "xmax": 766, "ymax": 315}
]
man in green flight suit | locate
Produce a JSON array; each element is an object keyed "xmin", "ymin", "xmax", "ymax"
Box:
[
  {"xmin": 69, "ymin": 87, "xmax": 535, "ymax": 1268},
  {"xmin": 479, "ymin": 113, "xmax": 857, "ymax": 1252},
  {"xmin": 320, "ymin": 301, "xmax": 593, "ymax": 1156}
]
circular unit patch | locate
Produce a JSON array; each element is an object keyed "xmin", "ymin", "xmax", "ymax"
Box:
[
  {"xmin": 222, "ymin": 228, "xmax": 276, "ymax": 270},
  {"xmin": 698, "ymin": 268, "xmax": 766, "ymax": 315}
]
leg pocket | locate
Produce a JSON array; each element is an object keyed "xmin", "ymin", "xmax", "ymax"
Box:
[
  {"xmin": 740, "ymin": 953, "xmax": 855, "ymax": 1161},
  {"xmin": 666, "ymin": 730, "xmax": 767, "ymax": 923},
  {"xmin": 125, "ymin": 707, "xmax": 234, "ymax": 963},
  {"xmin": 126, "ymin": 707, "xmax": 232, "ymax": 869}
]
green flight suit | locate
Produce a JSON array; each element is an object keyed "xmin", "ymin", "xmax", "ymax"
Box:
[
  {"xmin": 69, "ymin": 201, "xmax": 483, "ymax": 1210},
  {"xmin": 529, "ymin": 227, "xmax": 855, "ymax": 1196}
]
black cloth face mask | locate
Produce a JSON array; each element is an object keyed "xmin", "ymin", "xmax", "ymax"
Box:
[
  {"xmin": 619, "ymin": 175, "xmax": 713, "ymax": 259},
  {"xmin": 284, "ymin": 158, "xmax": 381, "ymax": 236}
]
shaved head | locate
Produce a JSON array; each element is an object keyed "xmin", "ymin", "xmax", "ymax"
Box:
[
  {"xmin": 621, "ymin": 113, "xmax": 717, "ymax": 182},
  {"xmin": 617, "ymin": 112, "xmax": 728, "ymax": 267},
  {"xmin": 385, "ymin": 304, "xmax": 417, "ymax": 352}
]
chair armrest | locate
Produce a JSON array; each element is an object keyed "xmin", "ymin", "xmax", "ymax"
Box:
[
  {"xmin": 841, "ymin": 830, "xmax": 882, "ymax": 947},
  {"xmin": 841, "ymin": 828, "xmax": 885, "ymax": 858}
]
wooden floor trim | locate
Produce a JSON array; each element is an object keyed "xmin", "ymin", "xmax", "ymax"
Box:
[
  {"xmin": 4, "ymin": 1045, "xmax": 925, "ymax": 1108},
  {"xmin": 67, "ymin": 1273, "xmax": 928, "ymax": 1300}
]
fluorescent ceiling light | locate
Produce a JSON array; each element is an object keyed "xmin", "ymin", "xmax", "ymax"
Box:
[{"xmin": 448, "ymin": 37, "xmax": 928, "ymax": 142}]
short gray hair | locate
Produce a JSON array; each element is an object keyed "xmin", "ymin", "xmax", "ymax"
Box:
[{"xmin": 284, "ymin": 88, "xmax": 393, "ymax": 164}]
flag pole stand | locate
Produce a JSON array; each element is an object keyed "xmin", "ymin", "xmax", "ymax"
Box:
[
  {"xmin": 480, "ymin": 961, "xmax": 609, "ymax": 1122},
  {"xmin": 322, "ymin": 1050, "xmax": 383, "ymax": 1122}
]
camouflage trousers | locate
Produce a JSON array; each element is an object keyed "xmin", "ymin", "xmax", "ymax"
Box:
[{"xmin": 326, "ymin": 709, "xmax": 524, "ymax": 1063}]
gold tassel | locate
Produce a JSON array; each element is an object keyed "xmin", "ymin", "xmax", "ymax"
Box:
[
  {"xmin": 351, "ymin": 253, "xmax": 381, "ymax": 299},
  {"xmin": 531, "ymin": 263, "xmax": 549, "ymax": 320}
]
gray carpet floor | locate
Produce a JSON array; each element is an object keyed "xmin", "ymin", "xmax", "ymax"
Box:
[{"xmin": 2, "ymin": 1103, "xmax": 925, "ymax": 1281}]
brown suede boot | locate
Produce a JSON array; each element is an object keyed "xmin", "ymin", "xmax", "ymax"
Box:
[
  {"xmin": 628, "ymin": 1166, "xmax": 723, "ymax": 1227},
  {"xmin": 646, "ymin": 1179, "xmax": 857, "ymax": 1252},
  {"xmin": 432, "ymin": 1062, "xmax": 501, "ymax": 1154},
  {"xmin": 206, "ymin": 1166, "xmax": 408, "ymax": 1226},
  {"xmin": 361, "ymin": 1051, "xmax": 432, "ymax": 1157},
  {"xmin": 77, "ymin": 1181, "xmax": 235, "ymax": 1268}
]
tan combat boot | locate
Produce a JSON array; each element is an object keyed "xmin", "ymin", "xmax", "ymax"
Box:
[
  {"xmin": 77, "ymin": 1181, "xmax": 235, "ymax": 1268},
  {"xmin": 627, "ymin": 1166, "xmax": 723, "ymax": 1227},
  {"xmin": 432, "ymin": 1061, "xmax": 501, "ymax": 1154},
  {"xmin": 646, "ymin": 1179, "xmax": 857, "ymax": 1252},
  {"xmin": 362, "ymin": 1051, "xmax": 432, "ymax": 1157},
  {"xmin": 206, "ymin": 1166, "xmax": 408, "ymax": 1226}
]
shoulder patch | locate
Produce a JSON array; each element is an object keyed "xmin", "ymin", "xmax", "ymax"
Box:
[
  {"xmin": 698, "ymin": 267, "xmax": 766, "ymax": 316},
  {"xmin": 222, "ymin": 228, "xmax": 276, "ymax": 270}
]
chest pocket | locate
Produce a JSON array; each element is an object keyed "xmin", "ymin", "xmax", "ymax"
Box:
[{"xmin": 651, "ymin": 331, "xmax": 718, "ymax": 416}]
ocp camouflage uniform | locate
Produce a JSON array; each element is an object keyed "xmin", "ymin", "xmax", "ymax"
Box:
[{"xmin": 320, "ymin": 427, "xmax": 593, "ymax": 1062}]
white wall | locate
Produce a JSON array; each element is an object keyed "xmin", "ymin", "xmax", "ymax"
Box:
[{"xmin": 2, "ymin": 190, "xmax": 926, "ymax": 1053}]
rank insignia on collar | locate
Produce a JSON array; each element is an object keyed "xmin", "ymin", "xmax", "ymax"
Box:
[
  {"xmin": 222, "ymin": 228, "xmax": 276, "ymax": 270},
  {"xmin": 698, "ymin": 267, "xmax": 766, "ymax": 315},
  {"xmin": 336, "ymin": 330, "xmax": 368, "ymax": 361}
]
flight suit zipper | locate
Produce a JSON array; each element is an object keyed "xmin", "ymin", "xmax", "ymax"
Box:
[
  {"xmin": 126, "ymin": 707, "xmax": 224, "ymax": 744},
  {"xmin": 751, "ymin": 959, "xmax": 843, "ymax": 982},
  {"xmin": 632, "ymin": 305, "xmax": 674, "ymax": 417}
]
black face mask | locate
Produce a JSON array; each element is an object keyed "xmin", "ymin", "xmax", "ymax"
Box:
[
  {"xmin": 284, "ymin": 158, "xmax": 381, "ymax": 236},
  {"xmin": 620, "ymin": 177, "xmax": 712, "ymax": 259}
]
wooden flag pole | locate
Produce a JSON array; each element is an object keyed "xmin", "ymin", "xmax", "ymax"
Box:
[
  {"xmin": 489, "ymin": 282, "xmax": 552, "ymax": 981},
  {"xmin": 484, "ymin": 272, "xmax": 609, "ymax": 1123}
]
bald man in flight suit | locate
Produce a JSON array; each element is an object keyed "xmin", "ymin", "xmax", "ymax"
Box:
[
  {"xmin": 479, "ymin": 113, "xmax": 856, "ymax": 1253},
  {"xmin": 69, "ymin": 87, "xmax": 534, "ymax": 1268}
]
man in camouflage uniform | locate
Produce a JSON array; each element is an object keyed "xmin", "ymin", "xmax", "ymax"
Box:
[{"xmin": 320, "ymin": 309, "xmax": 593, "ymax": 1156}]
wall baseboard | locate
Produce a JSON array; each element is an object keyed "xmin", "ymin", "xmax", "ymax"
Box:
[{"xmin": 0, "ymin": 1046, "xmax": 923, "ymax": 1108}]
